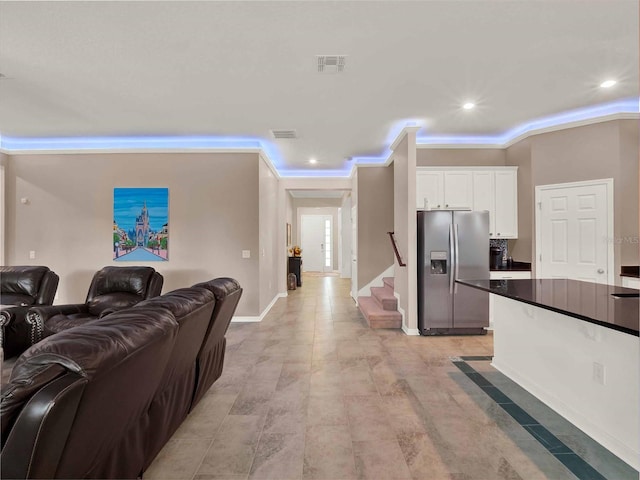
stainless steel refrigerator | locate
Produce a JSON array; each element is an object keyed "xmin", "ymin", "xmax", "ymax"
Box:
[{"xmin": 417, "ymin": 210, "xmax": 490, "ymax": 335}]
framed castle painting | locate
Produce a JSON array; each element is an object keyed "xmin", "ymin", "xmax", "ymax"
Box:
[{"xmin": 113, "ymin": 187, "xmax": 169, "ymax": 261}]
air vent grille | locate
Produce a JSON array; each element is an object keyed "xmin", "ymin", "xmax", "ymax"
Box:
[
  {"xmin": 271, "ymin": 129, "xmax": 297, "ymax": 139},
  {"xmin": 317, "ymin": 55, "xmax": 346, "ymax": 73}
]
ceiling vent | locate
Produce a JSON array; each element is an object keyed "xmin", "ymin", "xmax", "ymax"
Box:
[
  {"xmin": 317, "ymin": 55, "xmax": 346, "ymax": 73},
  {"xmin": 271, "ymin": 129, "xmax": 297, "ymax": 139}
]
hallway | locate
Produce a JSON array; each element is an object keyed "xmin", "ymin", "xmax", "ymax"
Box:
[{"xmin": 145, "ymin": 275, "xmax": 634, "ymax": 480}]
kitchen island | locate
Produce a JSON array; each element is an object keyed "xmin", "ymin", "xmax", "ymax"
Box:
[{"xmin": 458, "ymin": 278, "xmax": 639, "ymax": 471}]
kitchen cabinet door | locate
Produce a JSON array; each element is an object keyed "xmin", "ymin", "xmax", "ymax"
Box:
[
  {"xmin": 494, "ymin": 170, "xmax": 518, "ymax": 238},
  {"xmin": 472, "ymin": 171, "xmax": 495, "ymax": 236},
  {"xmin": 443, "ymin": 171, "xmax": 472, "ymax": 209},
  {"xmin": 416, "ymin": 171, "xmax": 444, "ymax": 209}
]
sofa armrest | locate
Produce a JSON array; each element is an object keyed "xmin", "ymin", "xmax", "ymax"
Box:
[{"xmin": 27, "ymin": 305, "xmax": 89, "ymax": 343}]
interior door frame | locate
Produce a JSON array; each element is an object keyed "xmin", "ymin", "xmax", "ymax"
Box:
[{"xmin": 535, "ymin": 178, "xmax": 614, "ymax": 284}]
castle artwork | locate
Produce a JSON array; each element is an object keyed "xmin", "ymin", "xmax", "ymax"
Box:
[{"xmin": 113, "ymin": 188, "xmax": 169, "ymax": 261}]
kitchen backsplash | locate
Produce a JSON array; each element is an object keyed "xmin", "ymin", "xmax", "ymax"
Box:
[{"xmin": 490, "ymin": 238, "xmax": 508, "ymax": 262}]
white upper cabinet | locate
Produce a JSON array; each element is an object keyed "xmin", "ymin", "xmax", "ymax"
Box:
[
  {"xmin": 417, "ymin": 166, "xmax": 518, "ymax": 239},
  {"xmin": 472, "ymin": 171, "xmax": 495, "ymax": 235},
  {"xmin": 443, "ymin": 171, "xmax": 472, "ymax": 209},
  {"xmin": 493, "ymin": 169, "xmax": 518, "ymax": 238},
  {"xmin": 416, "ymin": 171, "xmax": 444, "ymax": 209}
]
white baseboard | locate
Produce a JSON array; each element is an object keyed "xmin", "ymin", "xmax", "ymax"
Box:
[
  {"xmin": 232, "ymin": 292, "xmax": 286, "ymax": 323},
  {"xmin": 402, "ymin": 325, "xmax": 420, "ymax": 336},
  {"xmin": 357, "ymin": 264, "xmax": 394, "ymax": 298}
]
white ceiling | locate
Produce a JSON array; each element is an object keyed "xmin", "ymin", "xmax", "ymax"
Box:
[{"xmin": 0, "ymin": 1, "xmax": 637, "ymax": 174}]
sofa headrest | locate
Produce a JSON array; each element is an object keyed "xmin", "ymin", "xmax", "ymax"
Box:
[
  {"xmin": 135, "ymin": 287, "xmax": 215, "ymax": 319},
  {"xmin": 192, "ymin": 278, "xmax": 241, "ymax": 301},
  {"xmin": 0, "ymin": 266, "xmax": 50, "ymax": 300},
  {"xmin": 91, "ymin": 266, "xmax": 156, "ymax": 297}
]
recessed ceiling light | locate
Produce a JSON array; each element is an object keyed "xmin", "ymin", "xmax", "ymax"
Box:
[
  {"xmin": 463, "ymin": 102, "xmax": 475, "ymax": 110},
  {"xmin": 309, "ymin": 158, "xmax": 317, "ymax": 164},
  {"xmin": 600, "ymin": 79, "xmax": 617, "ymax": 88}
]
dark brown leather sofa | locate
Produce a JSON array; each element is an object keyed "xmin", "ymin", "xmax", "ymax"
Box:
[
  {"xmin": 0, "ymin": 277, "xmax": 242, "ymax": 479},
  {"xmin": 0, "ymin": 266, "xmax": 60, "ymax": 307},
  {"xmin": 28, "ymin": 266, "xmax": 163, "ymax": 341},
  {"xmin": 0, "ymin": 266, "xmax": 60, "ymax": 358},
  {"xmin": 191, "ymin": 277, "xmax": 243, "ymax": 409}
]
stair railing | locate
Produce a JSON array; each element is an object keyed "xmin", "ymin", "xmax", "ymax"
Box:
[{"xmin": 387, "ymin": 232, "xmax": 406, "ymax": 267}]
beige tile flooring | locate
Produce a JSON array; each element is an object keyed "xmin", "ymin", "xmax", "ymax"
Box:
[{"xmin": 145, "ymin": 275, "xmax": 575, "ymax": 480}]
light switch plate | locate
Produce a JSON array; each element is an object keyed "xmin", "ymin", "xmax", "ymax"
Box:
[
  {"xmin": 29, "ymin": 250, "xmax": 36, "ymax": 259},
  {"xmin": 242, "ymin": 250, "xmax": 251, "ymax": 259}
]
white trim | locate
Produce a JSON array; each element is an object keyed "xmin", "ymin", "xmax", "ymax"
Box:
[
  {"xmin": 402, "ymin": 325, "xmax": 420, "ymax": 336},
  {"xmin": 535, "ymin": 178, "xmax": 614, "ymax": 285},
  {"xmin": 396, "ymin": 297, "xmax": 419, "ymax": 335},
  {"xmin": 259, "ymin": 152, "xmax": 281, "ymax": 179},
  {"xmin": 390, "ymin": 126, "xmax": 421, "ymax": 152},
  {"xmin": 417, "ymin": 166, "xmax": 518, "ymax": 172},
  {"xmin": 232, "ymin": 292, "xmax": 286, "ymax": 323},
  {"xmin": 357, "ymin": 264, "xmax": 394, "ymax": 298}
]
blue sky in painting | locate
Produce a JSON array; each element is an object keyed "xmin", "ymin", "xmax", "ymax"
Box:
[{"xmin": 114, "ymin": 188, "xmax": 168, "ymax": 231}]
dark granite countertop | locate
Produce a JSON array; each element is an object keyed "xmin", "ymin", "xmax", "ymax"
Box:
[
  {"xmin": 490, "ymin": 261, "xmax": 531, "ymax": 272},
  {"xmin": 621, "ymin": 266, "xmax": 640, "ymax": 278},
  {"xmin": 457, "ymin": 278, "xmax": 639, "ymax": 336}
]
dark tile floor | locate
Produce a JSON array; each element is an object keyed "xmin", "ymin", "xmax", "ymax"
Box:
[{"xmin": 145, "ymin": 274, "xmax": 637, "ymax": 480}]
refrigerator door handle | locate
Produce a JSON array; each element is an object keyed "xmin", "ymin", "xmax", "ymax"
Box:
[
  {"xmin": 454, "ymin": 223, "xmax": 460, "ymax": 293},
  {"xmin": 449, "ymin": 224, "xmax": 455, "ymax": 294}
]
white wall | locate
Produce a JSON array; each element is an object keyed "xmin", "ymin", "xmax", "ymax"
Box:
[
  {"xmin": 259, "ymin": 157, "xmax": 280, "ymax": 311},
  {"xmin": 340, "ymin": 194, "xmax": 352, "ymax": 278},
  {"xmin": 392, "ymin": 129, "xmax": 418, "ymax": 334},
  {"xmin": 4, "ymin": 152, "xmax": 264, "ymax": 316}
]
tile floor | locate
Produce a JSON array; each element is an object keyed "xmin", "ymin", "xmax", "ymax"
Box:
[{"xmin": 145, "ymin": 274, "xmax": 636, "ymax": 480}]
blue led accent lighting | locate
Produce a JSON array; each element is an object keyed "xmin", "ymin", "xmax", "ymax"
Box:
[
  {"xmin": 1, "ymin": 99, "xmax": 637, "ymax": 178},
  {"xmin": 417, "ymin": 98, "xmax": 639, "ymax": 146}
]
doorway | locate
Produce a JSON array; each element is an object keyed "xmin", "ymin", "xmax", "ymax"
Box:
[
  {"xmin": 536, "ymin": 179, "xmax": 613, "ymax": 284},
  {"xmin": 301, "ymin": 215, "xmax": 333, "ymax": 272}
]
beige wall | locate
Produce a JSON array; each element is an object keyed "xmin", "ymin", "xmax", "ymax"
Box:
[
  {"xmin": 506, "ymin": 138, "xmax": 533, "ymax": 263},
  {"xmin": 5, "ymin": 152, "xmax": 263, "ymax": 315},
  {"xmin": 506, "ymin": 119, "xmax": 638, "ymax": 280},
  {"xmin": 357, "ymin": 166, "xmax": 394, "ymax": 289},
  {"xmin": 417, "ymin": 148, "xmax": 506, "ymax": 167},
  {"xmin": 259, "ymin": 158, "xmax": 280, "ymax": 311}
]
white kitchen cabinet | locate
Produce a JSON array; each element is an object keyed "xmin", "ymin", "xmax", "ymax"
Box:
[
  {"xmin": 494, "ymin": 169, "xmax": 518, "ymax": 238},
  {"xmin": 416, "ymin": 171, "xmax": 444, "ymax": 209},
  {"xmin": 472, "ymin": 171, "xmax": 495, "ymax": 235},
  {"xmin": 418, "ymin": 166, "xmax": 518, "ymax": 239},
  {"xmin": 443, "ymin": 171, "xmax": 472, "ymax": 209},
  {"xmin": 488, "ymin": 270, "xmax": 532, "ymax": 328},
  {"xmin": 621, "ymin": 277, "xmax": 640, "ymax": 289}
]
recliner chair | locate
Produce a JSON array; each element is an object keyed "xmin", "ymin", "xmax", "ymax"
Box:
[
  {"xmin": 27, "ymin": 266, "xmax": 163, "ymax": 342},
  {"xmin": 0, "ymin": 266, "xmax": 59, "ymax": 358},
  {"xmin": 0, "ymin": 266, "xmax": 59, "ymax": 307},
  {"xmin": 189, "ymin": 277, "xmax": 242, "ymax": 409}
]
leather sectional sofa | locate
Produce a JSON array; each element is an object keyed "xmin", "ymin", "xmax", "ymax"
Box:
[
  {"xmin": 0, "ymin": 277, "xmax": 242, "ymax": 479},
  {"xmin": 0, "ymin": 266, "xmax": 60, "ymax": 358}
]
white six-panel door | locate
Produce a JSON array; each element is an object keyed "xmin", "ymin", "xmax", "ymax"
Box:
[{"xmin": 536, "ymin": 179, "xmax": 613, "ymax": 284}]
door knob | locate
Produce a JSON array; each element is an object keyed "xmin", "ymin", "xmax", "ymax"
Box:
[{"xmin": 597, "ymin": 268, "xmax": 605, "ymax": 274}]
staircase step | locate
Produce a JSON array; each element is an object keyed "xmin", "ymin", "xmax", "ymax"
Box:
[
  {"xmin": 357, "ymin": 296, "xmax": 402, "ymax": 329},
  {"xmin": 370, "ymin": 286, "xmax": 397, "ymax": 311},
  {"xmin": 382, "ymin": 277, "xmax": 394, "ymax": 289}
]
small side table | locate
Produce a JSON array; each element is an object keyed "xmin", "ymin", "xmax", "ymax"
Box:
[{"xmin": 288, "ymin": 257, "xmax": 303, "ymax": 287}]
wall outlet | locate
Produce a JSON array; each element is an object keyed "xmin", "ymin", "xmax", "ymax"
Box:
[
  {"xmin": 29, "ymin": 250, "xmax": 36, "ymax": 259},
  {"xmin": 593, "ymin": 362, "xmax": 606, "ymax": 385},
  {"xmin": 242, "ymin": 250, "xmax": 251, "ymax": 259}
]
